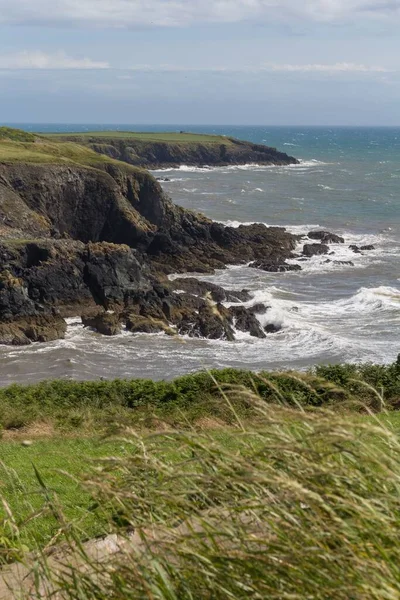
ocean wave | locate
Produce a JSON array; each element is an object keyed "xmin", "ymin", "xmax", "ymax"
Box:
[{"xmin": 152, "ymin": 159, "xmax": 329, "ymax": 174}]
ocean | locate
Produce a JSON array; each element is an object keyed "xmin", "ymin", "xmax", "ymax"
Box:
[{"xmin": 0, "ymin": 124, "xmax": 399, "ymax": 385}]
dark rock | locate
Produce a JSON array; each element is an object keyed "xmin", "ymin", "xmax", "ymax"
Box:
[
  {"xmin": 303, "ymin": 244, "xmax": 329, "ymax": 257},
  {"xmin": 178, "ymin": 304, "xmax": 235, "ymax": 341},
  {"xmin": 250, "ymin": 260, "xmax": 301, "ymax": 272},
  {"xmin": 171, "ymin": 277, "xmax": 251, "ymax": 303},
  {"xmin": 308, "ymin": 230, "xmax": 345, "ymax": 244},
  {"xmin": 248, "ymin": 303, "xmax": 270, "ymax": 315},
  {"xmin": 82, "ymin": 312, "xmax": 121, "ymax": 336},
  {"xmin": 334, "ymin": 260, "xmax": 354, "ymax": 266},
  {"xmin": 265, "ymin": 323, "xmax": 282, "ymax": 334},
  {"xmin": 349, "ymin": 245, "xmax": 362, "ymax": 254},
  {"xmin": 360, "ymin": 245, "xmax": 375, "ymax": 251},
  {"xmin": 228, "ymin": 306, "xmax": 266, "ymax": 339}
]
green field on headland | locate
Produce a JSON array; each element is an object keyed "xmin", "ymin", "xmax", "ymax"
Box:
[
  {"xmin": 45, "ymin": 131, "xmax": 230, "ymax": 144},
  {"xmin": 0, "ymin": 126, "xmax": 141, "ymax": 168}
]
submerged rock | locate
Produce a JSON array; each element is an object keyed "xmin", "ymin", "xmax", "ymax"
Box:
[
  {"xmin": 308, "ymin": 230, "xmax": 344, "ymax": 244},
  {"xmin": 303, "ymin": 243, "xmax": 329, "ymax": 257},
  {"xmin": 250, "ymin": 260, "xmax": 301, "ymax": 272},
  {"xmin": 265, "ymin": 323, "xmax": 282, "ymax": 334}
]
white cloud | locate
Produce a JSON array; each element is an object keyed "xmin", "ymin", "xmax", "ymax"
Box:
[
  {"xmin": 125, "ymin": 62, "xmax": 392, "ymax": 74},
  {"xmin": 0, "ymin": 51, "xmax": 109, "ymax": 69},
  {"xmin": 0, "ymin": 0, "xmax": 398, "ymax": 27}
]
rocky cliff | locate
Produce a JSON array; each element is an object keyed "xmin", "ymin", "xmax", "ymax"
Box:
[
  {"xmin": 46, "ymin": 132, "xmax": 299, "ymax": 169},
  {"xmin": 0, "ymin": 128, "xmax": 300, "ymax": 345}
]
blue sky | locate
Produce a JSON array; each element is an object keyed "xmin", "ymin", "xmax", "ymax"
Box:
[{"xmin": 0, "ymin": 0, "xmax": 400, "ymax": 125}]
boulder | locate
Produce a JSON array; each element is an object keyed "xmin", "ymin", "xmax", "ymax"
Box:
[
  {"xmin": 82, "ymin": 312, "xmax": 121, "ymax": 336},
  {"xmin": 308, "ymin": 230, "xmax": 345, "ymax": 244},
  {"xmin": 265, "ymin": 323, "xmax": 282, "ymax": 334},
  {"xmin": 349, "ymin": 245, "xmax": 362, "ymax": 254},
  {"xmin": 178, "ymin": 304, "xmax": 235, "ymax": 341},
  {"xmin": 303, "ymin": 244, "xmax": 329, "ymax": 257},
  {"xmin": 361, "ymin": 245, "xmax": 375, "ymax": 251},
  {"xmin": 247, "ymin": 303, "xmax": 270, "ymax": 315},
  {"xmin": 228, "ymin": 306, "xmax": 266, "ymax": 339},
  {"xmin": 250, "ymin": 260, "xmax": 301, "ymax": 272}
]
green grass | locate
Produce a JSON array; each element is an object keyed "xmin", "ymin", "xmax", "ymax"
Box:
[
  {"xmin": 45, "ymin": 131, "xmax": 232, "ymax": 144},
  {"xmin": 4, "ymin": 407, "xmax": 400, "ymax": 598},
  {"xmin": 1, "ymin": 361, "xmax": 400, "ymax": 597},
  {"xmin": 0, "ymin": 138, "xmax": 124, "ymax": 167},
  {"xmin": 0, "ymin": 362, "xmax": 399, "ymax": 436},
  {"xmin": 0, "ymin": 127, "xmax": 36, "ymax": 143},
  {"xmin": 0, "ymin": 127, "xmax": 146, "ymax": 172},
  {"xmin": 0, "ymin": 439, "xmax": 127, "ymax": 552}
]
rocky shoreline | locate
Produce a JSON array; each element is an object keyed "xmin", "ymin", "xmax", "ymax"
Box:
[{"xmin": 0, "ymin": 127, "xmax": 364, "ymax": 346}]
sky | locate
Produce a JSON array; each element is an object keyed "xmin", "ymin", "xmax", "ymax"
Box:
[{"xmin": 0, "ymin": 0, "xmax": 400, "ymax": 125}]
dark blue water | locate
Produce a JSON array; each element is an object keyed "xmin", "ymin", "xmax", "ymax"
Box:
[{"xmin": 0, "ymin": 125, "xmax": 398, "ymax": 384}]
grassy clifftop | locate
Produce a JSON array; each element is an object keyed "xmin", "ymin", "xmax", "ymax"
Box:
[
  {"xmin": 45, "ymin": 129, "xmax": 299, "ymax": 168},
  {"xmin": 0, "ymin": 127, "xmax": 143, "ymax": 171},
  {"xmin": 46, "ymin": 131, "xmax": 230, "ymax": 144}
]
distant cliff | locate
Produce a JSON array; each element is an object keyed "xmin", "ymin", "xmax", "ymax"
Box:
[{"xmin": 46, "ymin": 132, "xmax": 300, "ymax": 169}]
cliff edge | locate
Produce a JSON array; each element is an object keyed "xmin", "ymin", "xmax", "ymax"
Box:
[{"xmin": 45, "ymin": 131, "xmax": 300, "ymax": 169}]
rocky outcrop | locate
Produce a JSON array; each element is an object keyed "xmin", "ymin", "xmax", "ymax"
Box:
[
  {"xmin": 171, "ymin": 278, "xmax": 251, "ymax": 303},
  {"xmin": 82, "ymin": 312, "xmax": 122, "ymax": 336},
  {"xmin": 249, "ymin": 260, "xmax": 301, "ymax": 272},
  {"xmin": 0, "ymin": 129, "xmax": 302, "ymax": 345},
  {"xmin": 308, "ymin": 230, "xmax": 344, "ymax": 244},
  {"xmin": 50, "ymin": 135, "xmax": 299, "ymax": 169},
  {"xmin": 303, "ymin": 244, "xmax": 329, "ymax": 257}
]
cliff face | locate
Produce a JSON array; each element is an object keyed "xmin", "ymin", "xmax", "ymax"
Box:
[
  {"xmin": 0, "ymin": 129, "xmax": 301, "ymax": 345},
  {"xmin": 48, "ymin": 135, "xmax": 299, "ymax": 169}
]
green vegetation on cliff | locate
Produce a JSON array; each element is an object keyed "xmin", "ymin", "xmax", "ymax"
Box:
[
  {"xmin": 46, "ymin": 131, "xmax": 230, "ymax": 143},
  {"xmin": 0, "ymin": 128, "xmax": 143, "ymax": 170}
]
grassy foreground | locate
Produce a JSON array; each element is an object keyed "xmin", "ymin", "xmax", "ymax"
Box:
[{"xmin": 1, "ymin": 360, "xmax": 400, "ymax": 598}]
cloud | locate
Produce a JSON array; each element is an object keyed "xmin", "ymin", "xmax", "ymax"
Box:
[
  {"xmin": 0, "ymin": 51, "xmax": 109, "ymax": 69},
  {"xmin": 0, "ymin": 0, "xmax": 398, "ymax": 27},
  {"xmin": 125, "ymin": 62, "xmax": 392, "ymax": 74}
]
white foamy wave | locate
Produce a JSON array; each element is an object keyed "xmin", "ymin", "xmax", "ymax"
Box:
[
  {"xmin": 318, "ymin": 184, "xmax": 335, "ymax": 191},
  {"xmin": 332, "ymin": 286, "xmax": 400, "ymax": 314},
  {"xmin": 182, "ymin": 187, "xmax": 199, "ymax": 193},
  {"xmin": 153, "ymin": 160, "xmax": 329, "ymax": 175}
]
